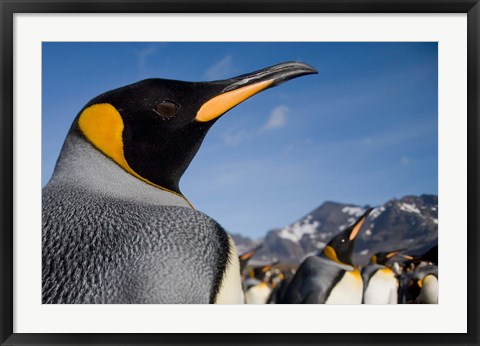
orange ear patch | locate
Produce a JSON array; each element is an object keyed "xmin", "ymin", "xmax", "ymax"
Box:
[
  {"xmin": 323, "ymin": 245, "xmax": 340, "ymax": 263},
  {"xmin": 78, "ymin": 103, "xmax": 130, "ymax": 171},
  {"xmin": 78, "ymin": 103, "xmax": 194, "ymax": 207}
]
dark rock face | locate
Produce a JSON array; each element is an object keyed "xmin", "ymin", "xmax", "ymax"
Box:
[
  {"xmin": 354, "ymin": 195, "xmax": 438, "ymax": 264},
  {"xmin": 234, "ymin": 195, "xmax": 438, "ymax": 265}
]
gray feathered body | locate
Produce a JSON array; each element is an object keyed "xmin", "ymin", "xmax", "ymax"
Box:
[
  {"xmin": 42, "ymin": 185, "xmax": 229, "ymax": 304},
  {"xmin": 42, "ymin": 132, "xmax": 230, "ymax": 304}
]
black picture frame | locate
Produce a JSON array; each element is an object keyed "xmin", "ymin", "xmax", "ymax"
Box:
[{"xmin": 1, "ymin": 1, "xmax": 479, "ymax": 345}]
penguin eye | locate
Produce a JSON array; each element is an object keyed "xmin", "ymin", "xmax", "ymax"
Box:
[{"xmin": 154, "ymin": 100, "xmax": 180, "ymax": 118}]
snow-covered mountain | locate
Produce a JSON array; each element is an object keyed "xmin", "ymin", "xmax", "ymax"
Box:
[{"xmin": 232, "ymin": 194, "xmax": 438, "ymax": 265}]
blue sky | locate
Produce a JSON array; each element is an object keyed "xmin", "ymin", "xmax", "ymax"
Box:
[{"xmin": 42, "ymin": 42, "xmax": 438, "ymax": 238}]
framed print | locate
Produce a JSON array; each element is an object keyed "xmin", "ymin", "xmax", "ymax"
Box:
[{"xmin": 1, "ymin": 1, "xmax": 479, "ymax": 345}]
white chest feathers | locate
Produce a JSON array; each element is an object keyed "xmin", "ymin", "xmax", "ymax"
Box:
[
  {"xmin": 415, "ymin": 274, "xmax": 438, "ymax": 304},
  {"xmin": 214, "ymin": 236, "xmax": 244, "ymax": 304},
  {"xmin": 363, "ymin": 268, "xmax": 398, "ymax": 304},
  {"xmin": 245, "ymin": 283, "xmax": 272, "ymax": 304},
  {"xmin": 325, "ymin": 269, "xmax": 363, "ymax": 304}
]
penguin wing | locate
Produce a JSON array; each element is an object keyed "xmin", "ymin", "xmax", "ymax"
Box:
[
  {"xmin": 280, "ymin": 256, "xmax": 345, "ymax": 304},
  {"xmin": 267, "ymin": 273, "xmax": 293, "ymax": 303},
  {"xmin": 266, "ymin": 284, "xmax": 279, "ymax": 304},
  {"xmin": 279, "ymin": 266, "xmax": 306, "ymax": 303},
  {"xmin": 301, "ymin": 292, "xmax": 328, "ymax": 304}
]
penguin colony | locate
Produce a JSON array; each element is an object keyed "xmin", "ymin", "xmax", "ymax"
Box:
[
  {"xmin": 240, "ymin": 212, "xmax": 438, "ymax": 304},
  {"xmin": 42, "ymin": 61, "xmax": 437, "ymax": 304}
]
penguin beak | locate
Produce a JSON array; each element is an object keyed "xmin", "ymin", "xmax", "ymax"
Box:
[
  {"xmin": 240, "ymin": 244, "xmax": 262, "ymax": 261},
  {"xmin": 386, "ymin": 249, "xmax": 406, "ymax": 259},
  {"xmin": 261, "ymin": 265, "xmax": 273, "ymax": 273},
  {"xmin": 195, "ymin": 61, "xmax": 317, "ymax": 122},
  {"xmin": 240, "ymin": 251, "xmax": 255, "ymax": 261},
  {"xmin": 348, "ymin": 208, "xmax": 374, "ymax": 240}
]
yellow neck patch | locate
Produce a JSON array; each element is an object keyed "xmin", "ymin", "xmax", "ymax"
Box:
[
  {"xmin": 77, "ymin": 103, "xmax": 193, "ymax": 208},
  {"xmin": 323, "ymin": 245, "xmax": 357, "ymax": 270},
  {"xmin": 323, "ymin": 245, "xmax": 340, "ymax": 263},
  {"xmin": 259, "ymin": 282, "xmax": 269, "ymax": 288},
  {"xmin": 379, "ymin": 267, "xmax": 395, "ymax": 277},
  {"xmin": 351, "ymin": 267, "xmax": 362, "ymax": 281}
]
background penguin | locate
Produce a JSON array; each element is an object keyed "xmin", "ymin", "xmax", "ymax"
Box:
[
  {"xmin": 414, "ymin": 265, "xmax": 438, "ymax": 304},
  {"xmin": 279, "ymin": 208, "xmax": 373, "ymax": 304},
  {"xmin": 244, "ymin": 280, "xmax": 272, "ymax": 304},
  {"xmin": 398, "ymin": 246, "xmax": 438, "ymax": 304},
  {"xmin": 239, "ymin": 244, "xmax": 263, "ymax": 274},
  {"xmin": 417, "ymin": 245, "xmax": 438, "ymax": 265},
  {"xmin": 266, "ymin": 268, "xmax": 295, "ymax": 304},
  {"xmin": 243, "ymin": 262, "xmax": 277, "ymax": 304},
  {"xmin": 42, "ymin": 62, "xmax": 317, "ymax": 304},
  {"xmin": 362, "ymin": 249, "xmax": 404, "ymax": 304},
  {"xmin": 399, "ymin": 265, "xmax": 438, "ymax": 304}
]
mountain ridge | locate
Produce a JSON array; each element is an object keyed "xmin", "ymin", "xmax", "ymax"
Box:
[{"xmin": 231, "ymin": 194, "xmax": 438, "ymax": 265}]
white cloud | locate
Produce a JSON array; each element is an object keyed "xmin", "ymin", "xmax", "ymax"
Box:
[
  {"xmin": 134, "ymin": 44, "xmax": 163, "ymax": 70},
  {"xmin": 284, "ymin": 138, "xmax": 314, "ymax": 156},
  {"xmin": 262, "ymin": 105, "xmax": 289, "ymax": 131},
  {"xmin": 362, "ymin": 137, "xmax": 374, "ymax": 146},
  {"xmin": 222, "ymin": 128, "xmax": 249, "ymax": 146},
  {"xmin": 205, "ymin": 55, "xmax": 235, "ymax": 80},
  {"xmin": 400, "ymin": 156, "xmax": 413, "ymax": 166},
  {"xmin": 221, "ymin": 105, "xmax": 290, "ymax": 146}
]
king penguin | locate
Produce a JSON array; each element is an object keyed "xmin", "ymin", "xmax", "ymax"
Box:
[
  {"xmin": 42, "ymin": 62, "xmax": 317, "ymax": 304},
  {"xmin": 362, "ymin": 249, "xmax": 404, "ymax": 304},
  {"xmin": 280, "ymin": 208, "xmax": 373, "ymax": 304},
  {"xmin": 243, "ymin": 262, "xmax": 277, "ymax": 304},
  {"xmin": 413, "ymin": 265, "xmax": 438, "ymax": 304},
  {"xmin": 267, "ymin": 269, "xmax": 294, "ymax": 304},
  {"xmin": 398, "ymin": 246, "xmax": 438, "ymax": 304}
]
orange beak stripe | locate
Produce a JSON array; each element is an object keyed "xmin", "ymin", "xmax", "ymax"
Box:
[
  {"xmin": 386, "ymin": 250, "xmax": 401, "ymax": 259},
  {"xmin": 349, "ymin": 216, "xmax": 367, "ymax": 241},
  {"xmin": 195, "ymin": 80, "xmax": 273, "ymax": 122}
]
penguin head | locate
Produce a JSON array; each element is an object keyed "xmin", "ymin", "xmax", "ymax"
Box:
[
  {"xmin": 418, "ymin": 245, "xmax": 438, "ymax": 265},
  {"xmin": 322, "ymin": 208, "xmax": 373, "ymax": 266},
  {"xmin": 73, "ymin": 62, "xmax": 317, "ymax": 194},
  {"xmin": 239, "ymin": 244, "xmax": 263, "ymax": 273},
  {"xmin": 405, "ymin": 245, "xmax": 437, "ymax": 268},
  {"xmin": 253, "ymin": 265, "xmax": 273, "ymax": 280},
  {"xmin": 370, "ymin": 248, "xmax": 405, "ymax": 265},
  {"xmin": 251, "ymin": 260, "xmax": 279, "ymax": 281}
]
